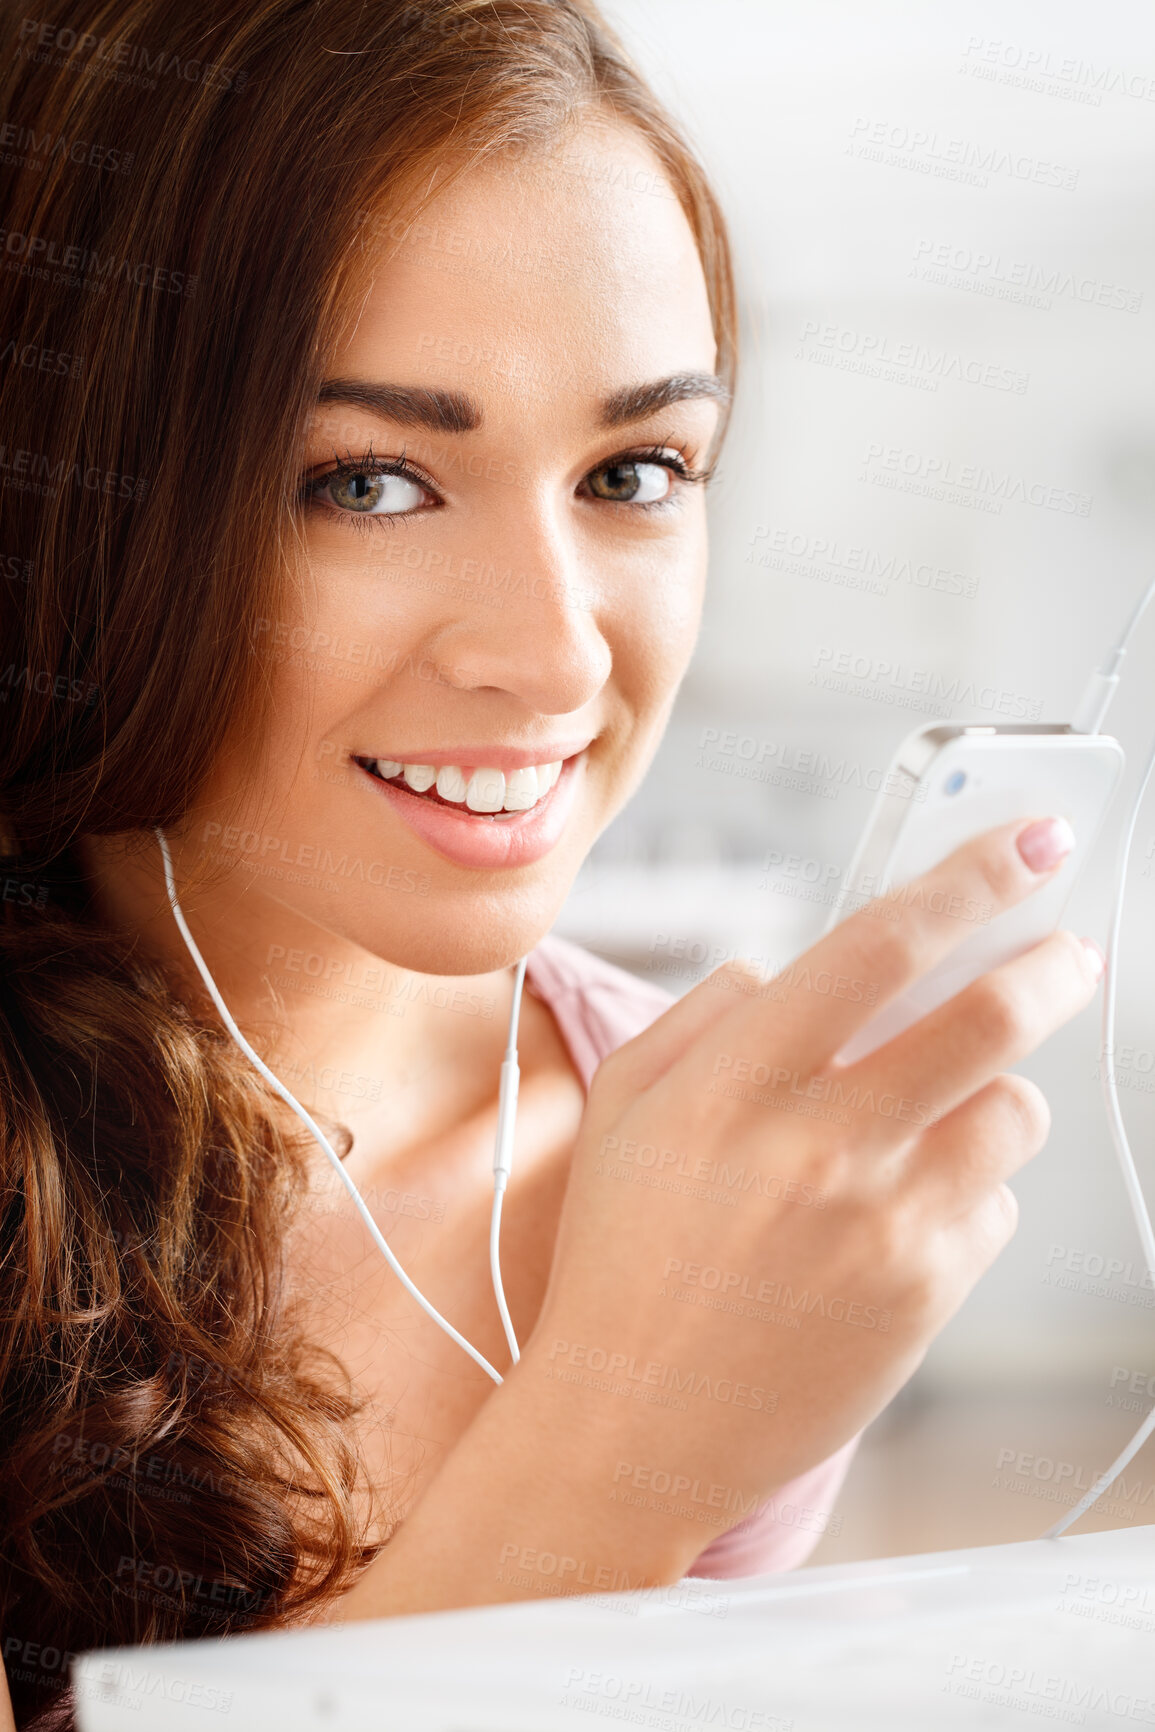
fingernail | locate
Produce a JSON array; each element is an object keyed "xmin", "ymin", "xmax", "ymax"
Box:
[
  {"xmin": 1081, "ymin": 937, "xmax": 1105, "ymax": 980},
  {"xmin": 1016, "ymin": 816, "xmax": 1076, "ymax": 873}
]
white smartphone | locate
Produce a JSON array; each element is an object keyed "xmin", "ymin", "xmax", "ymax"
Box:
[{"xmin": 822, "ymin": 723, "xmax": 1124, "ymax": 1064}]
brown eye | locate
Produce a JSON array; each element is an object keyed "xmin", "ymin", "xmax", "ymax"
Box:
[
  {"xmin": 587, "ymin": 459, "xmax": 674, "ymax": 505},
  {"xmin": 326, "ymin": 469, "xmax": 427, "ymax": 514}
]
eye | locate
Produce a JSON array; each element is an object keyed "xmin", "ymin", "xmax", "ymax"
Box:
[
  {"xmin": 297, "ymin": 443, "xmax": 437, "ymax": 531},
  {"xmin": 319, "ymin": 466, "xmax": 429, "ymax": 516},
  {"xmin": 587, "ymin": 458, "xmax": 675, "ymax": 506},
  {"xmin": 582, "ymin": 444, "xmax": 712, "ymax": 512}
]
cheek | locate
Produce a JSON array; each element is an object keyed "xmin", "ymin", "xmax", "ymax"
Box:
[
  {"xmin": 272, "ymin": 557, "xmax": 420, "ymax": 737},
  {"xmin": 614, "ymin": 535, "xmax": 707, "ymax": 700},
  {"xmin": 200, "ymin": 569, "xmax": 404, "ymax": 814}
]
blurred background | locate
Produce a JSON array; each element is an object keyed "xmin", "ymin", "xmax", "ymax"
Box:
[{"xmin": 554, "ymin": 0, "xmax": 1155, "ymax": 1565}]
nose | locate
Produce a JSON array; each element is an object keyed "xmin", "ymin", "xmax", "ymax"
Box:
[{"xmin": 426, "ymin": 503, "xmax": 612, "ymax": 716}]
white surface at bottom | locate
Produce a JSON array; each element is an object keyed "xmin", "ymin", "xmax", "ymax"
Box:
[{"xmin": 72, "ymin": 1523, "xmax": 1155, "ymax": 1731}]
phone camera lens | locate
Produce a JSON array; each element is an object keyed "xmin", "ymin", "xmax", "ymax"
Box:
[{"xmin": 944, "ymin": 769, "xmax": 967, "ymax": 796}]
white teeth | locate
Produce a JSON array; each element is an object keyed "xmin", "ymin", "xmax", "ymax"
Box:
[
  {"xmin": 370, "ymin": 756, "xmax": 566, "ymax": 813},
  {"xmin": 402, "ymin": 763, "xmax": 438, "ymax": 793},
  {"xmin": 502, "ymin": 766, "xmax": 540, "ymax": 810},
  {"xmin": 435, "ymin": 765, "xmax": 468, "ymax": 803},
  {"xmin": 465, "ymin": 767, "xmax": 505, "ymax": 813}
]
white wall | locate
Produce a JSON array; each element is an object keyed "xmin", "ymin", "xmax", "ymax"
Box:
[{"xmin": 556, "ymin": 0, "xmax": 1155, "ymax": 1388}]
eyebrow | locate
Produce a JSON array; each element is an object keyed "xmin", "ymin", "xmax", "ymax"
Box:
[{"xmin": 315, "ymin": 371, "xmax": 730, "ymax": 435}]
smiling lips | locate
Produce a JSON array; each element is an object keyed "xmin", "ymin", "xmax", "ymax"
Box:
[{"xmin": 356, "ymin": 755, "xmax": 564, "ymax": 818}]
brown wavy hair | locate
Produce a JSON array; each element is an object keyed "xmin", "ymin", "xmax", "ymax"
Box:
[{"xmin": 0, "ymin": 1, "xmax": 738, "ymax": 1726}]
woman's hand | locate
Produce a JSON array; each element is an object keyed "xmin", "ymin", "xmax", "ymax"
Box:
[
  {"xmin": 512, "ymin": 815, "xmax": 1101, "ymax": 1570},
  {"xmin": 336, "ymin": 815, "xmax": 1101, "ymax": 1620}
]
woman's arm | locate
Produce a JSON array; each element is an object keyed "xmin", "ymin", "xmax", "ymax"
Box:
[{"xmin": 332, "ymin": 1356, "xmax": 703, "ymax": 1622}]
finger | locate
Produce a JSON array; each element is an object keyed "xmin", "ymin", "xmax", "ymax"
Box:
[
  {"xmin": 904, "ymin": 1073, "xmax": 1050, "ymax": 1215},
  {"xmin": 912, "ymin": 1185, "xmax": 1022, "ymax": 1335},
  {"xmin": 592, "ymin": 955, "xmax": 773, "ymax": 1105},
  {"xmin": 742, "ymin": 814, "xmax": 1077, "ymax": 1065},
  {"xmin": 842, "ymin": 928, "xmax": 1099, "ymax": 1149}
]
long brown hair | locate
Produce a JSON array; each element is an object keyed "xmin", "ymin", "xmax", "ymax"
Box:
[{"xmin": 0, "ymin": 2, "xmax": 738, "ymax": 1725}]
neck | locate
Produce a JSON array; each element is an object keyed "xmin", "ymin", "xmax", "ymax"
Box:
[{"xmin": 73, "ymin": 827, "xmax": 525, "ymax": 1160}]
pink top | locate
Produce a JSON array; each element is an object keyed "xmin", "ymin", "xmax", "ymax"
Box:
[{"xmin": 524, "ymin": 931, "xmax": 860, "ymax": 1580}]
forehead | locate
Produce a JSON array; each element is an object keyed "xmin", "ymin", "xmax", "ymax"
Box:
[{"xmin": 328, "ymin": 117, "xmax": 717, "ymax": 408}]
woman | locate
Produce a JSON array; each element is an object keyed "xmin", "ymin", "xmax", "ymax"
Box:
[{"xmin": 0, "ymin": 2, "xmax": 1103, "ymax": 1727}]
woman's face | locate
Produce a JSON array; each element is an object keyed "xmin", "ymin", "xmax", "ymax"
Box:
[{"xmin": 193, "ymin": 115, "xmax": 723, "ymax": 978}]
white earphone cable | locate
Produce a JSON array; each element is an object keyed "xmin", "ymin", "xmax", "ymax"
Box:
[
  {"xmin": 1043, "ymin": 724, "xmax": 1155, "ymax": 1537},
  {"xmin": 154, "ymin": 827, "xmax": 514, "ymax": 1386},
  {"xmin": 490, "ymin": 955, "xmax": 526, "ymax": 1364}
]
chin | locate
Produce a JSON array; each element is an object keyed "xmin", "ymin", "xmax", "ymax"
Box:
[{"xmin": 296, "ymin": 883, "xmax": 574, "ymax": 978}]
